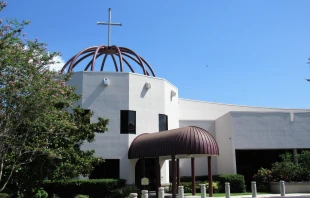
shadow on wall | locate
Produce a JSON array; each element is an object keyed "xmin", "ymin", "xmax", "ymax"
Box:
[
  {"xmin": 83, "ymin": 81, "xmax": 106, "ymax": 108},
  {"xmin": 140, "ymin": 83, "xmax": 149, "ymax": 98}
]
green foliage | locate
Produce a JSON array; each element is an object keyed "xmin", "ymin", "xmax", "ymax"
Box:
[
  {"xmin": 43, "ymin": 179, "xmax": 126, "ymax": 198},
  {"xmin": 270, "ymin": 152, "xmax": 310, "ymax": 182},
  {"xmin": 180, "ymin": 181, "xmax": 219, "ymax": 193},
  {"xmin": 74, "ymin": 195, "xmax": 89, "ymax": 198},
  {"xmin": 253, "ymin": 168, "xmax": 272, "ymax": 192},
  {"xmin": 110, "ymin": 185, "xmax": 140, "ymax": 198},
  {"xmin": 0, "ymin": 193, "xmax": 9, "ymax": 198},
  {"xmin": 34, "ymin": 188, "xmax": 48, "ymax": 198},
  {"xmin": 270, "ymin": 152, "xmax": 298, "ymax": 182},
  {"xmin": 218, "ymin": 174, "xmax": 246, "ymax": 193},
  {"xmin": 0, "ymin": 1, "xmax": 109, "ymax": 194},
  {"xmin": 296, "ymin": 150, "xmax": 310, "ymax": 180},
  {"xmin": 253, "ymin": 151, "xmax": 310, "ymax": 192},
  {"xmin": 180, "ymin": 175, "xmax": 220, "ymax": 182}
]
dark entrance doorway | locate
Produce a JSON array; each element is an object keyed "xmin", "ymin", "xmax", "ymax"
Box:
[
  {"xmin": 235, "ymin": 149, "xmax": 292, "ymax": 190},
  {"xmin": 135, "ymin": 158, "xmax": 156, "ymax": 191},
  {"xmin": 89, "ymin": 159, "xmax": 120, "ymax": 179}
]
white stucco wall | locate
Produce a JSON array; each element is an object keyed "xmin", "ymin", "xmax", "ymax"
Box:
[
  {"xmin": 81, "ymin": 72, "xmax": 130, "ymax": 160},
  {"xmin": 230, "ymin": 112, "xmax": 310, "ymax": 149},
  {"xmin": 179, "ymin": 99, "xmax": 310, "ymax": 120},
  {"xmin": 72, "ymin": 71, "xmax": 178, "ymax": 184},
  {"xmin": 67, "ymin": 72, "xmax": 83, "ymax": 106},
  {"xmin": 215, "ymin": 113, "xmax": 236, "ymax": 174},
  {"xmin": 178, "ymin": 99, "xmax": 310, "ymax": 176},
  {"xmin": 70, "ymin": 71, "xmax": 310, "ymax": 183},
  {"xmin": 127, "ymin": 73, "xmax": 179, "ymax": 184},
  {"xmin": 178, "ymin": 111, "xmax": 310, "ymax": 176}
]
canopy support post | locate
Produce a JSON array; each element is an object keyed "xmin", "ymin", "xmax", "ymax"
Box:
[
  {"xmin": 208, "ymin": 156, "xmax": 213, "ymax": 197},
  {"xmin": 191, "ymin": 158, "xmax": 196, "ymax": 195},
  {"xmin": 155, "ymin": 157, "xmax": 160, "ymax": 198},
  {"xmin": 171, "ymin": 155, "xmax": 176, "ymax": 198},
  {"xmin": 177, "ymin": 159, "xmax": 180, "ymax": 187}
]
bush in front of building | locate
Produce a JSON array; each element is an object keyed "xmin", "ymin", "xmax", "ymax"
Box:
[
  {"xmin": 271, "ymin": 152, "xmax": 310, "ymax": 182},
  {"xmin": 253, "ymin": 168, "xmax": 273, "ymax": 192},
  {"xmin": 110, "ymin": 185, "xmax": 140, "ymax": 198},
  {"xmin": 253, "ymin": 151, "xmax": 310, "ymax": 192},
  {"xmin": 74, "ymin": 195, "xmax": 89, "ymax": 198},
  {"xmin": 43, "ymin": 179, "xmax": 126, "ymax": 198},
  {"xmin": 180, "ymin": 181, "xmax": 220, "ymax": 193},
  {"xmin": 180, "ymin": 175, "xmax": 220, "ymax": 182},
  {"xmin": 218, "ymin": 174, "xmax": 246, "ymax": 193}
]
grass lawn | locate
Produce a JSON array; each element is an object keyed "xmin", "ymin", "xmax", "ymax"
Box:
[{"xmin": 184, "ymin": 192, "xmax": 269, "ymax": 197}]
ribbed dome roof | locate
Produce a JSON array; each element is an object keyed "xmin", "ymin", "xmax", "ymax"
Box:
[
  {"xmin": 128, "ymin": 126, "xmax": 219, "ymax": 159},
  {"xmin": 60, "ymin": 45, "xmax": 156, "ymax": 76}
]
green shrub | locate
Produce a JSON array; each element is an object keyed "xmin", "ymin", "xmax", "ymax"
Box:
[
  {"xmin": 271, "ymin": 153, "xmax": 299, "ymax": 182},
  {"xmin": 0, "ymin": 193, "xmax": 9, "ymax": 198},
  {"xmin": 253, "ymin": 168, "xmax": 273, "ymax": 192},
  {"xmin": 180, "ymin": 175, "xmax": 220, "ymax": 182},
  {"xmin": 218, "ymin": 174, "xmax": 246, "ymax": 193},
  {"xmin": 270, "ymin": 152, "xmax": 310, "ymax": 182},
  {"xmin": 43, "ymin": 179, "xmax": 126, "ymax": 198},
  {"xmin": 297, "ymin": 150, "xmax": 310, "ymax": 181},
  {"xmin": 75, "ymin": 195, "xmax": 89, "ymax": 198},
  {"xmin": 110, "ymin": 185, "xmax": 140, "ymax": 198},
  {"xmin": 34, "ymin": 188, "xmax": 48, "ymax": 198},
  {"xmin": 180, "ymin": 181, "xmax": 219, "ymax": 193}
]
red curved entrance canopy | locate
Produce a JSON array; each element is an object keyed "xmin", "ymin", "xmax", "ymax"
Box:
[{"xmin": 128, "ymin": 126, "xmax": 219, "ymax": 159}]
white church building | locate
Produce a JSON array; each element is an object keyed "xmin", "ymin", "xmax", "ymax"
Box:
[
  {"xmin": 61, "ymin": 9, "xmax": 310, "ymax": 192},
  {"xmin": 64, "ymin": 50, "xmax": 310, "ymax": 188}
]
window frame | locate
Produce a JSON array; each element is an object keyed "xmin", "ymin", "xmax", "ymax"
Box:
[
  {"xmin": 120, "ymin": 110, "xmax": 136, "ymax": 134},
  {"xmin": 159, "ymin": 114, "xmax": 168, "ymax": 132}
]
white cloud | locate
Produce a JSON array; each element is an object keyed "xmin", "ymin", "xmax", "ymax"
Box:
[
  {"xmin": 23, "ymin": 46, "xmax": 66, "ymax": 72},
  {"xmin": 49, "ymin": 55, "xmax": 66, "ymax": 72}
]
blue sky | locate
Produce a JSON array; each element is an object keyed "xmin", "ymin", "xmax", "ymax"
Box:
[{"xmin": 2, "ymin": 0, "xmax": 310, "ymax": 108}]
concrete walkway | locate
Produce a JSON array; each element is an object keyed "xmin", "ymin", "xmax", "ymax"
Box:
[
  {"xmin": 207, "ymin": 194, "xmax": 310, "ymax": 198},
  {"xmin": 149, "ymin": 193, "xmax": 310, "ymax": 198}
]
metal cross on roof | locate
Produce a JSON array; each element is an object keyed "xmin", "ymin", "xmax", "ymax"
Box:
[{"xmin": 97, "ymin": 8, "xmax": 122, "ymax": 46}]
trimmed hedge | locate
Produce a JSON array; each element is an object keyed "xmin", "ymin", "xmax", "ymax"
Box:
[
  {"xmin": 43, "ymin": 179, "xmax": 126, "ymax": 198},
  {"xmin": 218, "ymin": 174, "xmax": 246, "ymax": 193},
  {"xmin": 110, "ymin": 185, "xmax": 140, "ymax": 198}
]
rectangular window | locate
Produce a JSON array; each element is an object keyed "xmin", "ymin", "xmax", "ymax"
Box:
[
  {"xmin": 120, "ymin": 110, "xmax": 136, "ymax": 134},
  {"xmin": 159, "ymin": 114, "xmax": 168, "ymax": 132}
]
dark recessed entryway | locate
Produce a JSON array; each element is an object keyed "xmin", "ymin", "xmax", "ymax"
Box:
[
  {"xmin": 135, "ymin": 158, "xmax": 156, "ymax": 191},
  {"xmin": 89, "ymin": 159, "xmax": 120, "ymax": 179},
  {"xmin": 235, "ymin": 149, "xmax": 292, "ymax": 190}
]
